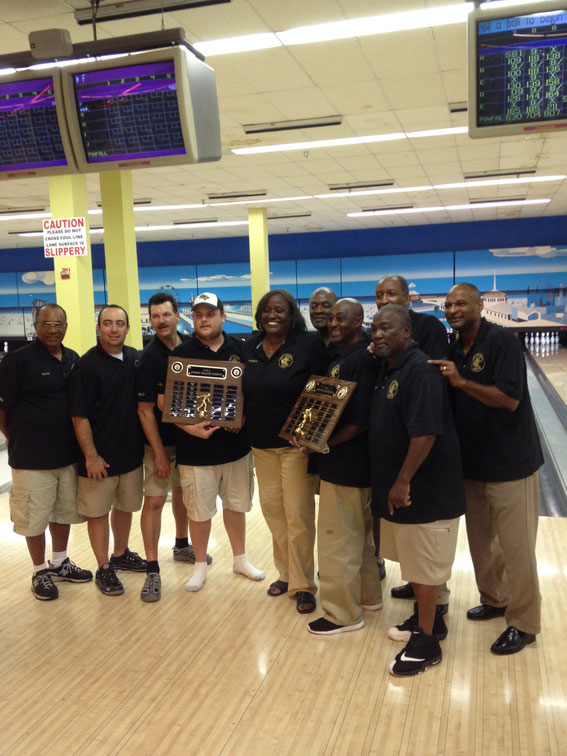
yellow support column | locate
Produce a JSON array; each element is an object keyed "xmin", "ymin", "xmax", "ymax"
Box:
[
  {"xmin": 248, "ymin": 207, "xmax": 270, "ymax": 317},
  {"xmin": 99, "ymin": 170, "xmax": 142, "ymax": 349},
  {"xmin": 49, "ymin": 174, "xmax": 96, "ymax": 354}
]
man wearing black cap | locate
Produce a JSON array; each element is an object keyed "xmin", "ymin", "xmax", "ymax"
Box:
[{"xmin": 157, "ymin": 292, "xmax": 264, "ymax": 593}]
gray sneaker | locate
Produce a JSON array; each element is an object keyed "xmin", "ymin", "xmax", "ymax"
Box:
[
  {"xmin": 173, "ymin": 544, "xmax": 213, "ymax": 565},
  {"xmin": 140, "ymin": 572, "xmax": 161, "ymax": 603}
]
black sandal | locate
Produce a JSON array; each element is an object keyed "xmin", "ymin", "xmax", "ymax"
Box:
[
  {"xmin": 267, "ymin": 580, "xmax": 288, "ymax": 597},
  {"xmin": 296, "ymin": 591, "xmax": 316, "ymax": 614}
]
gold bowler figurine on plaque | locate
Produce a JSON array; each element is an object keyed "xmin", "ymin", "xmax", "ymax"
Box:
[
  {"xmin": 162, "ymin": 357, "xmax": 244, "ymax": 428},
  {"xmin": 279, "ymin": 375, "xmax": 357, "ymax": 452}
]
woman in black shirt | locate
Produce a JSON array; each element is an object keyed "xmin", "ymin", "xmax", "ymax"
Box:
[{"xmin": 241, "ymin": 290, "xmax": 331, "ymax": 614}]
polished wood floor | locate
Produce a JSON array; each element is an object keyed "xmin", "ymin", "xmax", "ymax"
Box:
[{"xmin": 0, "ymin": 489, "xmax": 565, "ymax": 756}]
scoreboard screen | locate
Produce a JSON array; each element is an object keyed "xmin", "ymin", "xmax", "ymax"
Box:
[{"xmin": 468, "ymin": 3, "xmax": 567, "ymax": 137}]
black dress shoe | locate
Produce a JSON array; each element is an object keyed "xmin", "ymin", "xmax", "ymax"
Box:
[
  {"xmin": 491, "ymin": 626, "xmax": 536, "ymax": 655},
  {"xmin": 467, "ymin": 604, "xmax": 507, "ymax": 621},
  {"xmin": 391, "ymin": 582, "xmax": 414, "ymax": 599}
]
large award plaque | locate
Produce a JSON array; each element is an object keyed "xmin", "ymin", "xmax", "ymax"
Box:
[
  {"xmin": 162, "ymin": 357, "xmax": 244, "ymax": 428},
  {"xmin": 278, "ymin": 375, "xmax": 357, "ymax": 452}
]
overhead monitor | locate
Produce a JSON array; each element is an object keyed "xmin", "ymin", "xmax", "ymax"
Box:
[
  {"xmin": 0, "ymin": 70, "xmax": 77, "ymax": 179},
  {"xmin": 468, "ymin": 1, "xmax": 567, "ymax": 138},
  {"xmin": 61, "ymin": 46, "xmax": 221, "ymax": 172}
]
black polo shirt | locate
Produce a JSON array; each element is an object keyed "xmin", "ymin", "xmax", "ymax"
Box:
[
  {"xmin": 449, "ymin": 318, "xmax": 543, "ymax": 482},
  {"xmin": 168, "ymin": 333, "xmax": 250, "ymax": 466},
  {"xmin": 0, "ymin": 340, "xmax": 79, "ymax": 470},
  {"xmin": 137, "ymin": 332, "xmax": 187, "ymax": 448},
  {"xmin": 369, "ymin": 344, "xmax": 466, "ymax": 524},
  {"xmin": 310, "ymin": 335, "xmax": 378, "ymax": 488},
  {"xmin": 71, "ymin": 344, "xmax": 144, "ymax": 477},
  {"xmin": 409, "ymin": 309, "xmax": 448, "ymax": 359},
  {"xmin": 241, "ymin": 330, "xmax": 332, "ymax": 449}
]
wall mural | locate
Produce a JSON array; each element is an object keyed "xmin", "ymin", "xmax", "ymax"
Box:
[{"xmin": 0, "ymin": 246, "xmax": 565, "ymax": 339}]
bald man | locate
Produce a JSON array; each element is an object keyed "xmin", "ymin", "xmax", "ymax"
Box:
[
  {"xmin": 309, "ymin": 287, "xmax": 338, "ymax": 348},
  {"xmin": 430, "ymin": 283, "xmax": 543, "ymax": 655},
  {"xmin": 297, "ymin": 298, "xmax": 382, "ymax": 635},
  {"xmin": 375, "ymin": 274, "xmax": 449, "ymax": 600}
]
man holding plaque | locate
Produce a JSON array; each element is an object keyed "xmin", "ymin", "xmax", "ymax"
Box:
[
  {"xmin": 158, "ymin": 292, "xmax": 264, "ymax": 593},
  {"xmin": 295, "ymin": 298, "xmax": 382, "ymax": 636},
  {"xmin": 137, "ymin": 292, "xmax": 211, "ymax": 604}
]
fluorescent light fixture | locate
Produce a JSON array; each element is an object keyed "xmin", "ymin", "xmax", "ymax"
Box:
[
  {"xmin": 232, "ymin": 126, "xmax": 468, "ymax": 155},
  {"xmin": 434, "ymin": 175, "xmax": 566, "ymax": 189},
  {"xmin": 277, "ymin": 4, "xmax": 471, "ymax": 46},
  {"xmin": 189, "ymin": 1, "xmax": 551, "ymax": 58},
  {"xmin": 0, "ymin": 212, "xmax": 51, "ymax": 221},
  {"xmin": 207, "ymin": 195, "xmax": 312, "ymax": 207},
  {"xmin": 316, "ymin": 186, "xmax": 433, "ymax": 200},
  {"xmin": 134, "ymin": 220, "xmax": 249, "ymax": 231},
  {"xmin": 348, "ymin": 199, "xmax": 550, "ymax": 217},
  {"xmin": 0, "ymin": 67, "xmax": 17, "ymax": 76},
  {"xmin": 194, "ymin": 33, "xmax": 282, "ymax": 56}
]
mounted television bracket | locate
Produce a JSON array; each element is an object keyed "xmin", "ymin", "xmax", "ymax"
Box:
[{"xmin": 0, "ymin": 27, "xmax": 204, "ymax": 69}]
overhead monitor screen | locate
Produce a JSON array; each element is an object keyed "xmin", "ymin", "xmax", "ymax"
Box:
[
  {"xmin": 470, "ymin": 6, "xmax": 567, "ymax": 137},
  {"xmin": 0, "ymin": 76, "xmax": 69, "ymax": 172},
  {"xmin": 74, "ymin": 60, "xmax": 186, "ymax": 163}
]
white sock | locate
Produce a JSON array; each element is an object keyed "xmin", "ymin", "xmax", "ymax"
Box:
[
  {"xmin": 50, "ymin": 550, "xmax": 67, "ymax": 567},
  {"xmin": 233, "ymin": 554, "xmax": 265, "ymax": 581},
  {"xmin": 33, "ymin": 563, "xmax": 47, "ymax": 574},
  {"xmin": 185, "ymin": 562, "xmax": 207, "ymax": 592}
]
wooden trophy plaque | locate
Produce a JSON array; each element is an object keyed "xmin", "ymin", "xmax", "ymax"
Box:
[
  {"xmin": 278, "ymin": 375, "xmax": 357, "ymax": 452},
  {"xmin": 162, "ymin": 357, "xmax": 244, "ymax": 428}
]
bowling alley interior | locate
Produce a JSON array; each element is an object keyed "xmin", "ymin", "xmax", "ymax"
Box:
[{"xmin": 0, "ymin": 1, "xmax": 566, "ymax": 754}]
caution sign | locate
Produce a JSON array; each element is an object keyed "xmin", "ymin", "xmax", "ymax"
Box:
[{"xmin": 43, "ymin": 217, "xmax": 88, "ymax": 258}]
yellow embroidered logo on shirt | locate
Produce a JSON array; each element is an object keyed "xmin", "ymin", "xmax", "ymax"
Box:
[
  {"xmin": 228, "ymin": 354, "xmax": 241, "ymax": 362},
  {"xmin": 387, "ymin": 380, "xmax": 399, "ymax": 399},
  {"xmin": 330, "ymin": 364, "xmax": 340, "ymax": 378},
  {"xmin": 279, "ymin": 353, "xmax": 294, "ymax": 368},
  {"xmin": 472, "ymin": 353, "xmax": 485, "ymax": 373}
]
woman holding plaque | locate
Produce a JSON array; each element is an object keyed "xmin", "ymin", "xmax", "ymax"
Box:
[{"xmin": 241, "ymin": 289, "xmax": 331, "ymax": 614}]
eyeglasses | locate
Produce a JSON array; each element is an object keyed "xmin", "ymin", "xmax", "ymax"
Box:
[{"xmin": 36, "ymin": 322, "xmax": 67, "ymax": 330}]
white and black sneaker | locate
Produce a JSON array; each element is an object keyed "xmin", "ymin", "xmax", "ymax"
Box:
[
  {"xmin": 388, "ymin": 602, "xmax": 448, "ymax": 642},
  {"xmin": 95, "ymin": 564, "xmax": 124, "ymax": 596},
  {"xmin": 31, "ymin": 569, "xmax": 59, "ymax": 601},
  {"xmin": 389, "ymin": 631, "xmax": 442, "ymax": 677},
  {"xmin": 48, "ymin": 558, "xmax": 93, "ymax": 583}
]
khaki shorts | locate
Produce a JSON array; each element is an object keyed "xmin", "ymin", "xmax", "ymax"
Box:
[
  {"xmin": 179, "ymin": 453, "xmax": 253, "ymax": 522},
  {"xmin": 77, "ymin": 466, "xmax": 143, "ymax": 518},
  {"xmin": 10, "ymin": 465, "xmax": 84, "ymax": 537},
  {"xmin": 143, "ymin": 445, "xmax": 180, "ymax": 497},
  {"xmin": 380, "ymin": 516, "xmax": 460, "ymax": 586}
]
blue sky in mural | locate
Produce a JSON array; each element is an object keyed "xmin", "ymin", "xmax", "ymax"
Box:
[
  {"xmin": 138, "ymin": 265, "xmax": 197, "ymax": 302},
  {"xmin": 341, "ymin": 252, "xmax": 454, "ymax": 298},
  {"xmin": 456, "ymin": 248, "xmax": 567, "ymax": 291},
  {"xmin": 297, "ymin": 258, "xmax": 341, "ymax": 299}
]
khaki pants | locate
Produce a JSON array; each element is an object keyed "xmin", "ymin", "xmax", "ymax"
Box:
[
  {"xmin": 465, "ymin": 472, "xmax": 541, "ymax": 635},
  {"xmin": 318, "ymin": 482, "xmax": 382, "ymax": 626},
  {"xmin": 252, "ymin": 446, "xmax": 317, "ymax": 596}
]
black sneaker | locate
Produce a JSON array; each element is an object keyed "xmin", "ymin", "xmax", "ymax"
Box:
[
  {"xmin": 110, "ymin": 548, "xmax": 147, "ymax": 572},
  {"xmin": 31, "ymin": 569, "xmax": 59, "ymax": 601},
  {"xmin": 95, "ymin": 565, "xmax": 124, "ymax": 596},
  {"xmin": 48, "ymin": 558, "xmax": 93, "ymax": 583},
  {"xmin": 388, "ymin": 602, "xmax": 448, "ymax": 642},
  {"xmin": 389, "ymin": 631, "xmax": 442, "ymax": 677}
]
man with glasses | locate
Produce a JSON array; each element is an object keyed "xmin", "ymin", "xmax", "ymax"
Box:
[{"xmin": 0, "ymin": 304, "xmax": 92, "ymax": 600}]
